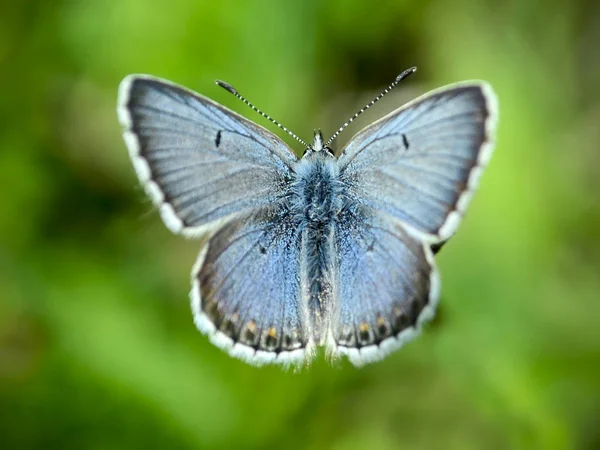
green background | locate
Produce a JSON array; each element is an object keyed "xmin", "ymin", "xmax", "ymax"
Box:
[{"xmin": 2, "ymin": 0, "xmax": 600, "ymax": 449}]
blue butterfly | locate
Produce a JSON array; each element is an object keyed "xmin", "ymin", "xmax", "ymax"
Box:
[{"xmin": 117, "ymin": 67, "xmax": 497, "ymax": 367}]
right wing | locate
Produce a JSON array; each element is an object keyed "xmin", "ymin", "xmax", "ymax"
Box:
[
  {"xmin": 338, "ymin": 83, "xmax": 497, "ymax": 242},
  {"xmin": 329, "ymin": 205, "xmax": 439, "ymax": 366},
  {"xmin": 117, "ymin": 75, "xmax": 298, "ymax": 237}
]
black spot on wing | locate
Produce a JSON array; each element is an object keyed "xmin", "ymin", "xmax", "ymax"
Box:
[
  {"xmin": 402, "ymin": 133, "xmax": 409, "ymax": 150},
  {"xmin": 215, "ymin": 130, "xmax": 222, "ymax": 148}
]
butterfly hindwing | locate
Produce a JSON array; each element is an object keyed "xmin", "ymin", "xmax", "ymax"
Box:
[
  {"xmin": 338, "ymin": 83, "xmax": 497, "ymax": 242},
  {"xmin": 191, "ymin": 207, "xmax": 312, "ymax": 367},
  {"xmin": 329, "ymin": 205, "xmax": 439, "ymax": 366},
  {"xmin": 118, "ymin": 75, "xmax": 298, "ymax": 237}
]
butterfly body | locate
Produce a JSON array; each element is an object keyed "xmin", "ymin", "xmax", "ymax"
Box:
[
  {"xmin": 118, "ymin": 73, "xmax": 498, "ymax": 367},
  {"xmin": 293, "ymin": 145, "xmax": 340, "ymax": 327}
]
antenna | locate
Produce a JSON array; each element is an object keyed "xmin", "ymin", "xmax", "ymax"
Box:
[
  {"xmin": 324, "ymin": 66, "xmax": 417, "ymax": 147},
  {"xmin": 216, "ymin": 80, "xmax": 310, "ymax": 149}
]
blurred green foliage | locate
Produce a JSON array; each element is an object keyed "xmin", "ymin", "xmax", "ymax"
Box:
[{"xmin": 2, "ymin": 0, "xmax": 600, "ymax": 449}]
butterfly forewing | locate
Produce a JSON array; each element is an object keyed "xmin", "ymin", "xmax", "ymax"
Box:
[
  {"xmin": 338, "ymin": 83, "xmax": 497, "ymax": 242},
  {"xmin": 118, "ymin": 75, "xmax": 297, "ymax": 237}
]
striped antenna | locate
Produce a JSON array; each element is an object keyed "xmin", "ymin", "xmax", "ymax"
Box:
[
  {"xmin": 216, "ymin": 80, "xmax": 310, "ymax": 149},
  {"xmin": 324, "ymin": 66, "xmax": 417, "ymax": 147}
]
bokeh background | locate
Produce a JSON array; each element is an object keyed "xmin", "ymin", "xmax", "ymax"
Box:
[{"xmin": 2, "ymin": 0, "xmax": 600, "ymax": 449}]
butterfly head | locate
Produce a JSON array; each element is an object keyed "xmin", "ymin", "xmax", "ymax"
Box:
[
  {"xmin": 312, "ymin": 129, "xmax": 324, "ymax": 151},
  {"xmin": 306, "ymin": 129, "xmax": 334, "ymax": 157}
]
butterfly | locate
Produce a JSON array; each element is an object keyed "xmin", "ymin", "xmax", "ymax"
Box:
[{"xmin": 117, "ymin": 67, "xmax": 497, "ymax": 367}]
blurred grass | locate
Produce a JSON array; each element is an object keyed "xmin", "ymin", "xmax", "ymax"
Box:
[{"xmin": 1, "ymin": 0, "xmax": 600, "ymax": 449}]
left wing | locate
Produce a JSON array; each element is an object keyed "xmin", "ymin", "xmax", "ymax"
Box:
[
  {"xmin": 191, "ymin": 207, "xmax": 312, "ymax": 367},
  {"xmin": 118, "ymin": 75, "xmax": 297, "ymax": 237}
]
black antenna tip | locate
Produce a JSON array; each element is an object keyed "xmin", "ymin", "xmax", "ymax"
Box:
[
  {"xmin": 215, "ymin": 80, "xmax": 238, "ymax": 95},
  {"xmin": 395, "ymin": 66, "xmax": 417, "ymax": 83}
]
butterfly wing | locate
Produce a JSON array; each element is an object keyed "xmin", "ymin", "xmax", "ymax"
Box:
[
  {"xmin": 191, "ymin": 206, "xmax": 312, "ymax": 366},
  {"xmin": 338, "ymin": 82, "xmax": 498, "ymax": 242},
  {"xmin": 329, "ymin": 206, "xmax": 439, "ymax": 366},
  {"xmin": 118, "ymin": 75, "xmax": 297, "ymax": 237}
]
